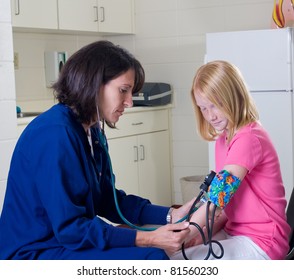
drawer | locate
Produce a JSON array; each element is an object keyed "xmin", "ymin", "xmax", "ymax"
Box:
[{"xmin": 105, "ymin": 109, "xmax": 169, "ymax": 139}]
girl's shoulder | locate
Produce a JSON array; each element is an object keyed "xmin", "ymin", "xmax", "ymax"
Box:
[{"xmin": 236, "ymin": 121, "xmax": 268, "ymax": 139}]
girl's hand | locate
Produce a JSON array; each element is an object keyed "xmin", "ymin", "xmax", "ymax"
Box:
[
  {"xmin": 185, "ymin": 208, "xmax": 227, "ymax": 248},
  {"xmin": 171, "ymin": 196, "xmax": 199, "ymax": 223}
]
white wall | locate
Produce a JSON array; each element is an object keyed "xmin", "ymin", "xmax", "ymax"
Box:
[
  {"xmin": 0, "ymin": 0, "xmax": 17, "ymax": 214},
  {"xmin": 1, "ymin": 0, "xmax": 275, "ymax": 212},
  {"xmin": 13, "ymin": 33, "xmax": 103, "ymax": 105}
]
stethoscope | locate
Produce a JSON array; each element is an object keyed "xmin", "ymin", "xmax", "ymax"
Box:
[
  {"xmin": 95, "ymin": 122, "xmax": 224, "ymax": 259},
  {"xmin": 95, "ymin": 126, "xmax": 195, "ymax": 231}
]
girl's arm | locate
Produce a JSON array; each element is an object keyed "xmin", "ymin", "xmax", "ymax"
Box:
[
  {"xmin": 184, "ymin": 164, "xmax": 247, "ymax": 247},
  {"xmin": 185, "ymin": 204, "xmax": 227, "ymax": 247}
]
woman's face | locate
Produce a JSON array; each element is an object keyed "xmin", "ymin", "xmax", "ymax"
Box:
[
  {"xmin": 99, "ymin": 69, "xmax": 135, "ymax": 123},
  {"xmin": 194, "ymin": 91, "xmax": 228, "ymax": 132}
]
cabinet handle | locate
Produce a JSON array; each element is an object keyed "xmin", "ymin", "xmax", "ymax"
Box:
[
  {"xmin": 93, "ymin": 6, "xmax": 98, "ymax": 22},
  {"xmin": 100, "ymin": 7, "xmax": 105, "ymax": 22},
  {"xmin": 134, "ymin": 146, "xmax": 138, "ymax": 162},
  {"xmin": 132, "ymin": 122, "xmax": 143, "ymax": 126},
  {"xmin": 140, "ymin": 145, "xmax": 145, "ymax": 161},
  {"xmin": 15, "ymin": 0, "xmax": 20, "ymax": 15}
]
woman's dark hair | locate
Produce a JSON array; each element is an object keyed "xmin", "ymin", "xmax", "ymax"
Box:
[{"xmin": 52, "ymin": 40, "xmax": 145, "ymax": 126}]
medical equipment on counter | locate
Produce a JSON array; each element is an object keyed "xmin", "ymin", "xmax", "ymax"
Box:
[{"xmin": 132, "ymin": 82, "xmax": 172, "ymax": 106}]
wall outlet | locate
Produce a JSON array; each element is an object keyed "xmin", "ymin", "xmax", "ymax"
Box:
[{"xmin": 14, "ymin": 52, "xmax": 19, "ymax": 69}]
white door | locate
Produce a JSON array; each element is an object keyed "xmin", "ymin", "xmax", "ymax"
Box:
[
  {"xmin": 11, "ymin": 0, "xmax": 58, "ymax": 29},
  {"xmin": 58, "ymin": 0, "xmax": 98, "ymax": 32},
  {"xmin": 138, "ymin": 131, "xmax": 172, "ymax": 206},
  {"xmin": 58, "ymin": 0, "xmax": 134, "ymax": 33},
  {"xmin": 107, "ymin": 136, "xmax": 139, "ymax": 196},
  {"xmin": 98, "ymin": 0, "xmax": 134, "ymax": 34},
  {"xmin": 206, "ymin": 28, "xmax": 292, "ymax": 91}
]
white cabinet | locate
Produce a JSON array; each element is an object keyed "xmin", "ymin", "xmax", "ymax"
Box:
[
  {"xmin": 106, "ymin": 108, "xmax": 172, "ymax": 206},
  {"xmin": 58, "ymin": 0, "xmax": 134, "ymax": 34},
  {"xmin": 11, "ymin": 0, "xmax": 58, "ymax": 29},
  {"xmin": 10, "ymin": 0, "xmax": 134, "ymax": 34}
]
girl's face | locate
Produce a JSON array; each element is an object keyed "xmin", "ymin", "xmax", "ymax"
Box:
[
  {"xmin": 99, "ymin": 69, "xmax": 135, "ymax": 123},
  {"xmin": 194, "ymin": 92, "xmax": 228, "ymax": 132}
]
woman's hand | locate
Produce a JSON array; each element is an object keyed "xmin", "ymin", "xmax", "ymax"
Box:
[{"xmin": 135, "ymin": 222, "xmax": 190, "ymax": 255}]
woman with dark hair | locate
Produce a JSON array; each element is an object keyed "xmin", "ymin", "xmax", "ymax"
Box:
[{"xmin": 0, "ymin": 41, "xmax": 192, "ymax": 260}]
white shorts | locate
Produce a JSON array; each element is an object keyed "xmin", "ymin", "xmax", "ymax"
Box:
[{"xmin": 170, "ymin": 229, "xmax": 270, "ymax": 260}]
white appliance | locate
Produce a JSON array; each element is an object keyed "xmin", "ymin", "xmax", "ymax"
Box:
[
  {"xmin": 44, "ymin": 51, "xmax": 67, "ymax": 87},
  {"xmin": 205, "ymin": 28, "xmax": 294, "ymax": 204}
]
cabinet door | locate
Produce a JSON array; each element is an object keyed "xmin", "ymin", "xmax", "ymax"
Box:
[
  {"xmin": 138, "ymin": 131, "xmax": 172, "ymax": 206},
  {"xmin": 98, "ymin": 0, "xmax": 134, "ymax": 34},
  {"xmin": 58, "ymin": 0, "xmax": 134, "ymax": 33},
  {"xmin": 11, "ymin": 0, "xmax": 58, "ymax": 29},
  {"xmin": 58, "ymin": 0, "xmax": 98, "ymax": 32},
  {"xmin": 107, "ymin": 136, "xmax": 139, "ymax": 196}
]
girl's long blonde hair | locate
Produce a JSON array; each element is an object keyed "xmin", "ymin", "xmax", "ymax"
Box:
[{"xmin": 191, "ymin": 60, "xmax": 259, "ymax": 142}]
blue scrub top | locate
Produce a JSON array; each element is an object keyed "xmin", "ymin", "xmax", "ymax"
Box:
[{"xmin": 0, "ymin": 104, "xmax": 168, "ymax": 259}]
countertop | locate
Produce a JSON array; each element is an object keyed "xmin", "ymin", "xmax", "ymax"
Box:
[{"xmin": 17, "ymin": 102, "xmax": 173, "ymax": 126}]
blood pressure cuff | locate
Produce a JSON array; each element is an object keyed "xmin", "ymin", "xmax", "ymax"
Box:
[{"xmin": 207, "ymin": 170, "xmax": 241, "ymax": 209}]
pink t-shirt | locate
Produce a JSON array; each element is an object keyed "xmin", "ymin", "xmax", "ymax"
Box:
[{"xmin": 215, "ymin": 122, "xmax": 290, "ymax": 259}]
